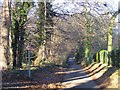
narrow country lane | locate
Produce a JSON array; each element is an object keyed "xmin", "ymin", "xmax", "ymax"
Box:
[{"xmin": 62, "ymin": 58, "xmax": 101, "ymax": 89}]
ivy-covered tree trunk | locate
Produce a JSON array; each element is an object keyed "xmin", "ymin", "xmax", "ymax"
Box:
[
  {"xmin": 107, "ymin": 10, "xmax": 120, "ymax": 66},
  {"xmin": 107, "ymin": 17, "xmax": 115, "ymax": 65},
  {"xmin": 34, "ymin": 2, "xmax": 45, "ymax": 66},
  {"xmin": 84, "ymin": 37, "xmax": 91, "ymax": 66},
  {"xmin": 18, "ymin": 26, "xmax": 25, "ymax": 68},
  {"xmin": 11, "ymin": 1, "xmax": 33, "ymax": 69},
  {"xmin": 12, "ymin": 20, "xmax": 19, "ymax": 69},
  {"xmin": 107, "ymin": 18, "xmax": 115, "ymax": 52},
  {"xmin": 34, "ymin": 1, "xmax": 54, "ymax": 66}
]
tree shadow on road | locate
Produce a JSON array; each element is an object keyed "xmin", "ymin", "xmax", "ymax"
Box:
[
  {"xmin": 63, "ymin": 63, "xmax": 118, "ymax": 89},
  {"xmin": 94, "ymin": 67, "xmax": 117, "ymax": 89},
  {"xmin": 83, "ymin": 62, "xmax": 97, "ymax": 71},
  {"xmin": 63, "ymin": 64, "xmax": 107, "ymax": 82}
]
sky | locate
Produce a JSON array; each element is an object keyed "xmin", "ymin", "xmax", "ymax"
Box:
[
  {"xmin": 0, "ymin": 0, "xmax": 119, "ymax": 17},
  {"xmin": 0, "ymin": 0, "xmax": 119, "ymax": 11},
  {"xmin": 53, "ymin": 0, "xmax": 119, "ymax": 11}
]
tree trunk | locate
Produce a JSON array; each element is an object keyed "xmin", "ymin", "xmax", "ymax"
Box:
[
  {"xmin": 107, "ymin": 18, "xmax": 115, "ymax": 66},
  {"xmin": 17, "ymin": 27, "xmax": 25, "ymax": 68},
  {"xmin": 0, "ymin": 0, "xmax": 11, "ymax": 70},
  {"xmin": 107, "ymin": 33, "xmax": 112, "ymax": 52},
  {"xmin": 118, "ymin": 2, "xmax": 120, "ymax": 49},
  {"xmin": 7, "ymin": 1, "xmax": 12, "ymax": 68},
  {"xmin": 34, "ymin": 1, "xmax": 47, "ymax": 66},
  {"xmin": 43, "ymin": 0, "xmax": 46, "ymax": 61}
]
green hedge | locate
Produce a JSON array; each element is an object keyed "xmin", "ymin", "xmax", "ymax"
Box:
[
  {"xmin": 93, "ymin": 49, "xmax": 120, "ymax": 68},
  {"xmin": 93, "ymin": 50, "xmax": 109, "ymax": 64},
  {"xmin": 111, "ymin": 48, "xmax": 120, "ymax": 67}
]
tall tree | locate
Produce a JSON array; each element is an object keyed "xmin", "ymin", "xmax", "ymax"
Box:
[
  {"xmin": 107, "ymin": 9, "xmax": 120, "ymax": 65},
  {"xmin": 11, "ymin": 1, "xmax": 33, "ymax": 68},
  {"xmin": 0, "ymin": 0, "xmax": 11, "ymax": 69},
  {"xmin": 34, "ymin": 1, "xmax": 54, "ymax": 66}
]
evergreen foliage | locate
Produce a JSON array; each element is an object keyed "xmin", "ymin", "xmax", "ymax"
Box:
[{"xmin": 11, "ymin": 1, "xmax": 34, "ymax": 68}]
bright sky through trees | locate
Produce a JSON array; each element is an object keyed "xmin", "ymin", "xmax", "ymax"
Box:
[
  {"xmin": 0, "ymin": 0, "xmax": 119, "ymax": 11},
  {"xmin": 53, "ymin": 0, "xmax": 119, "ymax": 11}
]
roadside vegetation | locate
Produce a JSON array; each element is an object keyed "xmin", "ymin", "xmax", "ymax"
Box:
[{"xmin": 0, "ymin": 0, "xmax": 119, "ymax": 89}]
